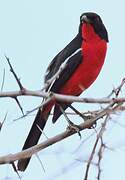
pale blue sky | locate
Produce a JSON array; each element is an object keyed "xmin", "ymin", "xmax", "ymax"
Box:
[{"xmin": 0, "ymin": 0, "xmax": 125, "ymax": 179}]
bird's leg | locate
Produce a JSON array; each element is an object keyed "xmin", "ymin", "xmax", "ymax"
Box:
[
  {"xmin": 58, "ymin": 104, "xmax": 81, "ymax": 138},
  {"xmin": 69, "ymin": 105, "xmax": 97, "ymax": 128},
  {"xmin": 69, "ymin": 105, "xmax": 93, "ymax": 121}
]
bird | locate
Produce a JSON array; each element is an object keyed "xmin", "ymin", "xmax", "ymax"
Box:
[{"xmin": 17, "ymin": 12, "xmax": 109, "ymax": 171}]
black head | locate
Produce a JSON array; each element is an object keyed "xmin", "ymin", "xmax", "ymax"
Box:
[{"xmin": 80, "ymin": 12, "xmax": 109, "ymax": 42}]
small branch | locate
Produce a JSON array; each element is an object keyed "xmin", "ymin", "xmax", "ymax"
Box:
[
  {"xmin": 84, "ymin": 133, "xmax": 100, "ymax": 180},
  {"xmin": 1, "ymin": 68, "xmax": 5, "ymax": 91},
  {"xmin": 97, "ymin": 139, "xmax": 105, "ymax": 180},
  {"xmin": 50, "ymin": 110, "xmax": 99, "ymax": 116},
  {"xmin": 1, "ymin": 89, "xmax": 125, "ymax": 105},
  {"xmin": 5, "ymin": 55, "xmax": 24, "ymax": 90},
  {"xmin": 115, "ymin": 78, "xmax": 125, "ymax": 97},
  {"xmin": 0, "ymin": 112, "xmax": 8, "ymax": 131},
  {"xmin": 35, "ymin": 153, "xmax": 46, "ymax": 172},
  {"xmin": 69, "ymin": 104, "xmax": 89, "ymax": 120},
  {"xmin": 36, "ymin": 124, "xmax": 49, "ymax": 139},
  {"xmin": 14, "ymin": 95, "xmax": 53, "ymax": 121},
  {"xmin": 107, "ymin": 78, "xmax": 125, "ymax": 98},
  {"xmin": 84, "ymin": 116, "xmax": 108, "ymax": 180},
  {"xmin": 0, "ymin": 103, "xmax": 120, "ymax": 165}
]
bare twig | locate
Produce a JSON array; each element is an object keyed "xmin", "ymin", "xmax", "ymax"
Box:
[
  {"xmin": 69, "ymin": 104, "xmax": 91, "ymax": 120},
  {"xmin": 50, "ymin": 110, "xmax": 98, "ymax": 116},
  {"xmin": 5, "ymin": 55, "xmax": 24, "ymax": 90},
  {"xmin": 1, "ymin": 68, "xmax": 5, "ymax": 92},
  {"xmin": 0, "ymin": 103, "xmax": 121, "ymax": 165},
  {"xmin": 2, "ymin": 88, "xmax": 125, "ymax": 105},
  {"xmin": 36, "ymin": 124, "xmax": 49, "ymax": 139},
  {"xmin": 0, "ymin": 112, "xmax": 8, "ymax": 131},
  {"xmin": 35, "ymin": 153, "xmax": 45, "ymax": 172},
  {"xmin": 84, "ymin": 116, "xmax": 108, "ymax": 180},
  {"xmin": 108, "ymin": 78, "xmax": 125, "ymax": 98},
  {"xmin": 14, "ymin": 95, "xmax": 53, "ymax": 121},
  {"xmin": 97, "ymin": 138, "xmax": 105, "ymax": 180},
  {"xmin": 0, "ymin": 60, "xmax": 125, "ymax": 179}
]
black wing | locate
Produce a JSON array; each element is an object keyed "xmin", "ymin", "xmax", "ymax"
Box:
[
  {"xmin": 50, "ymin": 50, "xmax": 82, "ymax": 93},
  {"xmin": 44, "ymin": 27, "xmax": 83, "ymax": 123},
  {"xmin": 50, "ymin": 50, "xmax": 83, "ymax": 123},
  {"xmin": 44, "ymin": 32, "xmax": 82, "ymax": 84}
]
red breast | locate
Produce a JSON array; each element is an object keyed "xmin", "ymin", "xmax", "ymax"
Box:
[{"xmin": 59, "ymin": 23, "xmax": 107, "ymax": 95}]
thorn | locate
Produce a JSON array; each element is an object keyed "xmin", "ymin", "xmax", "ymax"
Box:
[
  {"xmin": 11, "ymin": 162, "xmax": 21, "ymax": 180},
  {"xmin": 1, "ymin": 68, "xmax": 5, "ymax": 92},
  {"xmin": 5, "ymin": 55, "xmax": 24, "ymax": 90},
  {"xmin": 36, "ymin": 154, "xmax": 46, "ymax": 172},
  {"xmin": 13, "ymin": 97, "xmax": 24, "ymax": 115},
  {"xmin": 36, "ymin": 124, "xmax": 49, "ymax": 139}
]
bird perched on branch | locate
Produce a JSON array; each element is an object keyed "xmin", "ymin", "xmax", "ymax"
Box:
[{"xmin": 17, "ymin": 12, "xmax": 109, "ymax": 171}]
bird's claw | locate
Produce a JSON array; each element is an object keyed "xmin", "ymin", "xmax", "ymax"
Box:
[
  {"xmin": 82, "ymin": 115, "xmax": 97, "ymax": 129},
  {"xmin": 82, "ymin": 115, "xmax": 94, "ymax": 121}
]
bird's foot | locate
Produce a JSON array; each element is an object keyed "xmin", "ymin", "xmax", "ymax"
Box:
[
  {"xmin": 69, "ymin": 105, "xmax": 95, "ymax": 123},
  {"xmin": 83, "ymin": 114, "xmax": 97, "ymax": 129},
  {"xmin": 80, "ymin": 114, "xmax": 92, "ymax": 121}
]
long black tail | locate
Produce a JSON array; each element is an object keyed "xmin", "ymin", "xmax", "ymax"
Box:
[{"xmin": 17, "ymin": 108, "xmax": 49, "ymax": 171}]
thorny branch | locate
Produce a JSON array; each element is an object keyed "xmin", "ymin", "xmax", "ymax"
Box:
[
  {"xmin": 1, "ymin": 58, "xmax": 125, "ymax": 178},
  {"xmin": 0, "ymin": 102, "xmax": 122, "ymax": 165},
  {"xmin": 1, "ymin": 89, "xmax": 125, "ymax": 104},
  {"xmin": 5, "ymin": 56, "xmax": 25, "ymax": 114},
  {"xmin": 5, "ymin": 55, "xmax": 24, "ymax": 90},
  {"xmin": 107, "ymin": 78, "xmax": 125, "ymax": 98},
  {"xmin": 1, "ymin": 58, "xmax": 125, "ymax": 106},
  {"xmin": 84, "ymin": 116, "xmax": 109, "ymax": 180},
  {"xmin": 14, "ymin": 95, "xmax": 54, "ymax": 121},
  {"xmin": 97, "ymin": 138, "xmax": 106, "ymax": 180}
]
